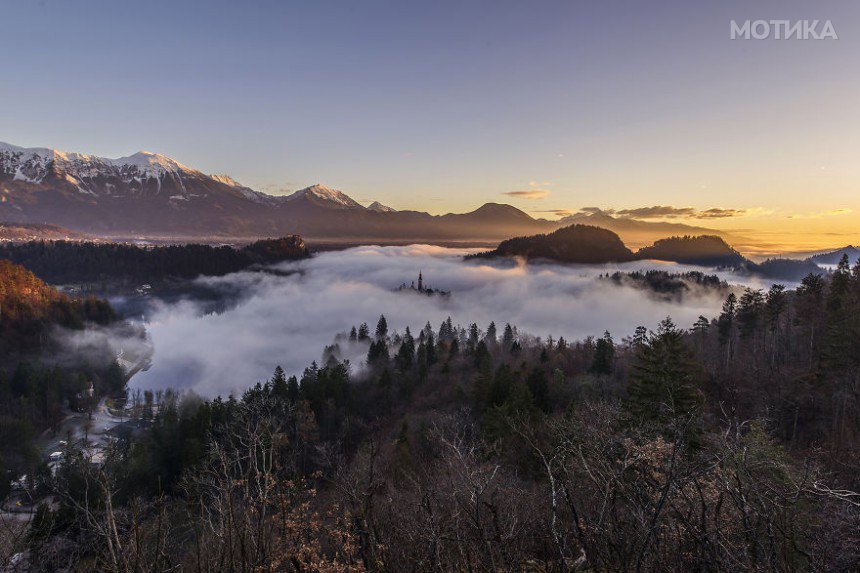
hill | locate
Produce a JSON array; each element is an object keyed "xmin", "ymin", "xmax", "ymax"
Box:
[
  {"xmin": 635, "ymin": 235, "xmax": 747, "ymax": 267},
  {"xmin": 474, "ymin": 227, "xmax": 828, "ymax": 282},
  {"xmin": 751, "ymin": 258, "xmax": 824, "ymax": 282},
  {"xmin": 0, "ymin": 259, "xmax": 116, "ymax": 356},
  {"xmin": 809, "ymin": 245, "xmax": 860, "ymax": 266},
  {"xmin": 472, "ymin": 224, "xmax": 635, "ymax": 263}
]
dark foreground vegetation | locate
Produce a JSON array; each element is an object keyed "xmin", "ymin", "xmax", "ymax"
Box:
[
  {"xmin": 0, "ymin": 236, "xmax": 308, "ymax": 288},
  {"xmin": 10, "ymin": 256, "xmax": 860, "ymax": 572}
]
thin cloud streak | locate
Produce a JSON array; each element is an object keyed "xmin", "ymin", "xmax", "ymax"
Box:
[{"xmin": 504, "ymin": 189, "xmax": 551, "ymax": 199}]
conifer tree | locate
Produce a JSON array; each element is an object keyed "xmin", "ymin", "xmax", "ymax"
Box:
[
  {"xmin": 590, "ymin": 331, "xmax": 615, "ymax": 375},
  {"xmin": 357, "ymin": 322, "xmax": 370, "ymax": 340},
  {"xmin": 502, "ymin": 323, "xmax": 515, "ymax": 349},
  {"xmin": 632, "ymin": 325, "xmax": 648, "ymax": 348},
  {"xmin": 271, "ymin": 366, "xmax": 288, "ymax": 399},
  {"xmin": 375, "ymin": 315, "xmax": 388, "ymax": 340},
  {"xmin": 287, "ymin": 375, "xmax": 299, "ymax": 402},
  {"xmin": 626, "ymin": 317, "xmax": 701, "ymax": 423},
  {"xmin": 485, "ymin": 321, "xmax": 497, "ymax": 344},
  {"xmin": 395, "ymin": 327, "xmax": 416, "ymax": 372},
  {"xmin": 526, "ymin": 367, "xmax": 550, "ymax": 412}
]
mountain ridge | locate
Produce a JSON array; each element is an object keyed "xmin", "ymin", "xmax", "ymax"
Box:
[{"xmin": 0, "ymin": 141, "xmax": 729, "ymax": 246}]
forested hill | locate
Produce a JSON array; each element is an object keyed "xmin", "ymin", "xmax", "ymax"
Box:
[
  {"xmin": 635, "ymin": 235, "xmax": 747, "ymax": 267},
  {"xmin": 474, "ymin": 225, "xmax": 831, "ymax": 281},
  {"xmin": 472, "ymin": 224, "xmax": 636, "ymax": 263},
  {"xmin": 0, "ymin": 235, "xmax": 308, "ymax": 285},
  {"xmin": 0, "ymin": 259, "xmax": 115, "ymax": 356},
  {"xmin": 473, "ymin": 226, "xmax": 743, "ymax": 266}
]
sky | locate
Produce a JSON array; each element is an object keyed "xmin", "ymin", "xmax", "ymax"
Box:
[{"xmin": 2, "ymin": 0, "xmax": 859, "ymax": 250}]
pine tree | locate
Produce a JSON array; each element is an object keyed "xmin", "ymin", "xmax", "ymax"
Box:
[
  {"xmin": 590, "ymin": 331, "xmax": 615, "ymax": 375},
  {"xmin": 349, "ymin": 326, "xmax": 358, "ymax": 342},
  {"xmin": 395, "ymin": 327, "xmax": 415, "ymax": 371},
  {"xmin": 357, "ymin": 322, "xmax": 370, "ymax": 340},
  {"xmin": 626, "ymin": 317, "xmax": 701, "ymax": 423},
  {"xmin": 718, "ymin": 293, "xmax": 737, "ymax": 345},
  {"xmin": 271, "ymin": 366, "xmax": 288, "ymax": 400},
  {"xmin": 502, "ymin": 323, "xmax": 515, "ymax": 350},
  {"xmin": 375, "ymin": 315, "xmax": 388, "ymax": 340},
  {"xmin": 764, "ymin": 284, "xmax": 787, "ymax": 332},
  {"xmin": 467, "ymin": 323, "xmax": 480, "ymax": 353},
  {"xmin": 736, "ymin": 288, "xmax": 765, "ymax": 339},
  {"xmin": 526, "ymin": 367, "xmax": 550, "ymax": 412},
  {"xmin": 287, "ymin": 376, "xmax": 299, "ymax": 402},
  {"xmin": 822, "ymin": 255, "xmax": 856, "ymax": 374},
  {"xmin": 485, "ymin": 321, "xmax": 497, "ymax": 344},
  {"xmin": 632, "ymin": 325, "xmax": 648, "ymax": 348}
]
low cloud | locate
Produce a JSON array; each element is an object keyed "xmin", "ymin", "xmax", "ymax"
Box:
[
  {"xmin": 577, "ymin": 207, "xmax": 612, "ymax": 215},
  {"xmin": 787, "ymin": 209, "xmax": 852, "ymax": 219},
  {"xmin": 617, "ymin": 206, "xmax": 698, "ymax": 219},
  {"xmin": 103, "ymin": 245, "xmax": 767, "ymax": 398},
  {"xmin": 615, "ymin": 206, "xmax": 748, "ymax": 220},
  {"xmin": 578, "ymin": 205, "xmax": 752, "ymax": 220},
  {"xmin": 697, "ymin": 208, "xmax": 747, "ymax": 219},
  {"xmin": 504, "ymin": 181, "xmax": 553, "ymax": 200},
  {"xmin": 532, "ymin": 209, "xmax": 573, "ymax": 217},
  {"xmin": 504, "ymin": 189, "xmax": 551, "ymax": 200}
]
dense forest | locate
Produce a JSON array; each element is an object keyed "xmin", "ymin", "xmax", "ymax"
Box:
[
  {"xmin": 12, "ymin": 256, "xmax": 860, "ymax": 571},
  {"xmin": 600, "ymin": 269, "xmax": 731, "ymax": 301},
  {"xmin": 0, "ymin": 236, "xmax": 308, "ymax": 288}
]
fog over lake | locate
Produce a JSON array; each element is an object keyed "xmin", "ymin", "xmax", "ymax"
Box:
[{"xmin": 121, "ymin": 245, "xmax": 766, "ymax": 397}]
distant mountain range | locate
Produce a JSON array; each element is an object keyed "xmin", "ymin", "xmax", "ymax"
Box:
[
  {"xmin": 1, "ymin": 141, "xmax": 729, "ymax": 245},
  {"xmin": 556, "ymin": 211, "xmax": 731, "ymax": 248}
]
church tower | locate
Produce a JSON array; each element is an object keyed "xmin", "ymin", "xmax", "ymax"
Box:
[{"xmin": 418, "ymin": 271, "xmax": 424, "ymax": 292}]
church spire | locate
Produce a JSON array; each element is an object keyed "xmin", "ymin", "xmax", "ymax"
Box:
[{"xmin": 418, "ymin": 270, "xmax": 424, "ymax": 292}]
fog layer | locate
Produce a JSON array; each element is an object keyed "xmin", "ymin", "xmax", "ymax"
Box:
[{"xmin": 128, "ymin": 245, "xmax": 739, "ymax": 397}]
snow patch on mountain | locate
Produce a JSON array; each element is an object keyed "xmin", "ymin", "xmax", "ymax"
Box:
[
  {"xmin": 0, "ymin": 142, "xmax": 196, "ymax": 185},
  {"xmin": 368, "ymin": 201, "xmax": 396, "ymax": 213},
  {"xmin": 285, "ymin": 184, "xmax": 364, "ymax": 209}
]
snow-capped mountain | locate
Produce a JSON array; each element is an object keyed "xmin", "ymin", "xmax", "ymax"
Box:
[
  {"xmin": 284, "ymin": 184, "xmax": 365, "ymax": 210},
  {"xmin": 0, "ymin": 141, "xmax": 558, "ymax": 240},
  {"xmin": 0, "ymin": 142, "xmax": 197, "ymax": 196},
  {"xmin": 368, "ymin": 201, "xmax": 396, "ymax": 212}
]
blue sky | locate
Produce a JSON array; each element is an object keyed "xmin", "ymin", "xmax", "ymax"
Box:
[{"xmin": 2, "ymin": 0, "xmax": 859, "ymax": 246}]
